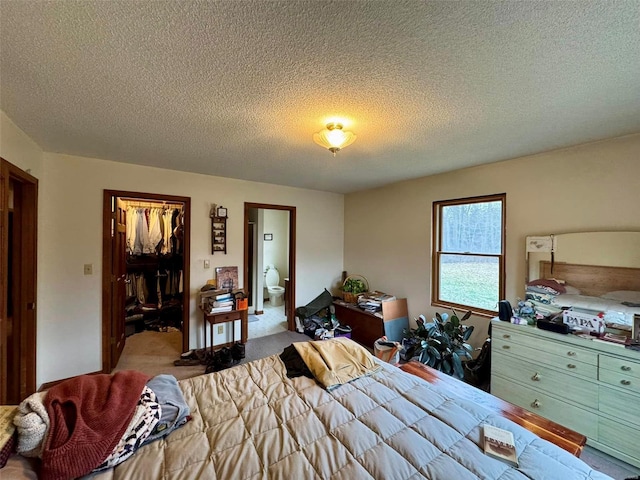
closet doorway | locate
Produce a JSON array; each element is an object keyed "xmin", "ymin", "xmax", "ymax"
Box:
[
  {"xmin": 243, "ymin": 203, "xmax": 295, "ymax": 333},
  {"xmin": 101, "ymin": 190, "xmax": 191, "ymax": 372},
  {"xmin": 0, "ymin": 158, "xmax": 37, "ymax": 405}
]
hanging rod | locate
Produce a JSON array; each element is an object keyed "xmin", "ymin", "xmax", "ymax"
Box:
[{"xmin": 122, "ymin": 199, "xmax": 184, "ymax": 210}]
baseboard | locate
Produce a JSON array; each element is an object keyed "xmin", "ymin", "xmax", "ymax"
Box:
[{"xmin": 39, "ymin": 370, "xmax": 104, "ymax": 391}]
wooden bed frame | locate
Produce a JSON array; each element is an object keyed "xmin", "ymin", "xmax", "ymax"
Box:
[
  {"xmin": 399, "ymin": 361, "xmax": 586, "ymax": 457},
  {"xmin": 540, "ymin": 261, "xmax": 640, "ymax": 297}
]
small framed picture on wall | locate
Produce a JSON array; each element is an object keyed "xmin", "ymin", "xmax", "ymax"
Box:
[{"xmin": 264, "ymin": 233, "xmax": 273, "ymax": 241}]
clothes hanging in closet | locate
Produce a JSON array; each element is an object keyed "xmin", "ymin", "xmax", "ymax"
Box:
[{"xmin": 126, "ymin": 206, "xmax": 183, "ymax": 256}]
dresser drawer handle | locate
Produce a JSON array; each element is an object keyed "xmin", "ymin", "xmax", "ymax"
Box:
[
  {"xmin": 502, "ymin": 345, "xmax": 511, "ymax": 350},
  {"xmin": 567, "ymin": 364, "xmax": 576, "ymax": 369},
  {"xmin": 567, "ymin": 351, "xmax": 576, "ymax": 357},
  {"xmin": 621, "ymin": 380, "xmax": 631, "ymax": 386},
  {"xmin": 621, "ymin": 366, "xmax": 631, "ymax": 371},
  {"xmin": 531, "ymin": 399, "xmax": 541, "ymax": 409},
  {"xmin": 502, "ymin": 334, "xmax": 511, "ymax": 339},
  {"xmin": 531, "ymin": 372, "xmax": 540, "ymax": 381}
]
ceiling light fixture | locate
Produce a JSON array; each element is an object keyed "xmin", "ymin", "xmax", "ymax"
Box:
[{"xmin": 313, "ymin": 123, "xmax": 356, "ymax": 156}]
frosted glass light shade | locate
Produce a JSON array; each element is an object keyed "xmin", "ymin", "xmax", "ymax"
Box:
[{"xmin": 313, "ymin": 123, "xmax": 356, "ymax": 155}]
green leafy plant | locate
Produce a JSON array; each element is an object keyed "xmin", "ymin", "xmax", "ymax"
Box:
[
  {"xmin": 343, "ymin": 278, "xmax": 367, "ymax": 294},
  {"xmin": 403, "ymin": 310, "xmax": 474, "ymax": 379}
]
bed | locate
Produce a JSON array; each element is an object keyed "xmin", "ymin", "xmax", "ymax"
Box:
[
  {"xmin": 5, "ymin": 339, "xmax": 611, "ymax": 479},
  {"xmin": 526, "ymin": 261, "xmax": 640, "ymax": 329}
]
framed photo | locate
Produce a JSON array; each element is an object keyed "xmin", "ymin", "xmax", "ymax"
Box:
[
  {"xmin": 634, "ymin": 315, "xmax": 640, "ymax": 343},
  {"xmin": 215, "ymin": 266, "xmax": 238, "ymax": 290},
  {"xmin": 264, "ymin": 233, "xmax": 273, "ymax": 241},
  {"xmin": 216, "ymin": 206, "xmax": 227, "ymax": 218}
]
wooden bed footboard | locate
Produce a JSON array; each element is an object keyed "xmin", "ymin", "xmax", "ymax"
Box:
[{"xmin": 399, "ymin": 361, "xmax": 586, "ymax": 457}]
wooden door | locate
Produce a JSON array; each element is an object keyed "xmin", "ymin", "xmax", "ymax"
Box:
[
  {"xmin": 110, "ymin": 197, "xmax": 127, "ymax": 369},
  {"xmin": 0, "ymin": 158, "xmax": 37, "ymax": 404},
  {"xmin": 247, "ymin": 223, "xmax": 254, "ymax": 307},
  {"xmin": 102, "ymin": 190, "xmax": 191, "ymax": 372},
  {"xmin": 244, "ymin": 203, "xmax": 296, "ymax": 331}
]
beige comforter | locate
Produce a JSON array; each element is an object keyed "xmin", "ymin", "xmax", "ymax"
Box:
[{"xmin": 80, "ymin": 349, "xmax": 610, "ymax": 480}]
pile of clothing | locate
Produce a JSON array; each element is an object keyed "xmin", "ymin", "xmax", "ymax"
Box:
[
  {"xmin": 524, "ymin": 278, "xmax": 572, "ymax": 317},
  {"xmin": 13, "ymin": 371, "xmax": 190, "ymax": 480}
]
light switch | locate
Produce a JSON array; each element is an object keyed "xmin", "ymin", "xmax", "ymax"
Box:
[
  {"xmin": 84, "ymin": 264, "xmax": 93, "ymax": 275},
  {"xmin": 204, "ymin": 260, "xmax": 210, "ymax": 269},
  {"xmin": 217, "ymin": 325, "xmax": 224, "ymax": 334}
]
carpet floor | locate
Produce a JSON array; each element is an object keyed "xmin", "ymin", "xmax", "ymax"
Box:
[{"xmin": 114, "ymin": 329, "xmax": 307, "ymax": 381}]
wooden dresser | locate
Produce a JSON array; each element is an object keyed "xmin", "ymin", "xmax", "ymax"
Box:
[
  {"xmin": 491, "ymin": 320, "xmax": 640, "ymax": 468},
  {"xmin": 333, "ymin": 298, "xmax": 408, "ymax": 347}
]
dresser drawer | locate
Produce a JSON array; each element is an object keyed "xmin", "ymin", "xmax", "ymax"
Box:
[
  {"xmin": 599, "ymin": 417, "xmax": 640, "ymax": 461},
  {"xmin": 492, "ymin": 352, "xmax": 598, "ymax": 407},
  {"xmin": 493, "ymin": 326, "xmax": 597, "ymax": 366},
  {"xmin": 599, "ymin": 354, "xmax": 640, "ymax": 380},
  {"xmin": 599, "ymin": 368, "xmax": 640, "ymax": 395},
  {"xmin": 599, "ymin": 385, "xmax": 640, "ymax": 427},
  {"xmin": 493, "ymin": 337, "xmax": 597, "ymax": 380},
  {"xmin": 491, "ymin": 374, "xmax": 598, "ymax": 439}
]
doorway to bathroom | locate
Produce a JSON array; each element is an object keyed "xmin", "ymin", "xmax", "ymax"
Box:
[{"xmin": 243, "ymin": 203, "xmax": 296, "ymax": 339}]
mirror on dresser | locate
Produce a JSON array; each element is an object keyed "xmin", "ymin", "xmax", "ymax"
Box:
[{"xmin": 524, "ymin": 231, "xmax": 640, "ymax": 333}]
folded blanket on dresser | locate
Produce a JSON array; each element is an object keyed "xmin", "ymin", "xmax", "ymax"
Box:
[{"xmin": 42, "ymin": 370, "xmax": 150, "ymax": 480}]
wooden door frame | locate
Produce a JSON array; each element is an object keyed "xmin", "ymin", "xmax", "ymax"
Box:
[
  {"xmin": 243, "ymin": 203, "xmax": 296, "ymax": 331},
  {"xmin": 0, "ymin": 158, "xmax": 38, "ymax": 404},
  {"xmin": 101, "ymin": 190, "xmax": 191, "ymax": 373}
]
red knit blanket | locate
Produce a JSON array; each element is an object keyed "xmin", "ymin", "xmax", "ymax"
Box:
[{"xmin": 42, "ymin": 370, "xmax": 149, "ymax": 480}]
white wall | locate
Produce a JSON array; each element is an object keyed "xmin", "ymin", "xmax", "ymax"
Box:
[
  {"xmin": 344, "ymin": 134, "xmax": 640, "ymax": 349},
  {"xmin": 37, "ymin": 152, "xmax": 344, "ymax": 385},
  {"xmin": 263, "ymin": 209, "xmax": 289, "ymax": 285},
  {"xmin": 0, "ymin": 111, "xmax": 44, "ymax": 177}
]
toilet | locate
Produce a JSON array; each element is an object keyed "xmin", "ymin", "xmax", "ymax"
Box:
[{"xmin": 265, "ymin": 265, "xmax": 285, "ymax": 306}]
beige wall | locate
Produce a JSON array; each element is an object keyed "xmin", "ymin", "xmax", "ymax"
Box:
[
  {"xmin": 0, "ymin": 132, "xmax": 339, "ymax": 389},
  {"xmin": 36, "ymin": 152, "xmax": 344, "ymax": 384},
  {"xmin": 0, "ymin": 111, "xmax": 44, "ymax": 176},
  {"xmin": 4, "ymin": 105, "xmax": 639, "ymax": 383},
  {"xmin": 344, "ymin": 133, "xmax": 640, "ymax": 348}
]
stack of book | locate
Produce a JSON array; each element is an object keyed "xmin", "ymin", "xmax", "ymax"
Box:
[
  {"xmin": 357, "ymin": 291, "xmax": 396, "ymax": 314},
  {"xmin": 209, "ymin": 292, "xmax": 234, "ymax": 313},
  {"xmin": 200, "ymin": 285, "xmax": 247, "ymax": 313}
]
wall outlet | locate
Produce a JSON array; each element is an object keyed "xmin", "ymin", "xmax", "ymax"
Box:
[
  {"xmin": 204, "ymin": 259, "xmax": 210, "ymax": 269},
  {"xmin": 83, "ymin": 264, "xmax": 93, "ymax": 275},
  {"xmin": 217, "ymin": 325, "xmax": 224, "ymax": 334}
]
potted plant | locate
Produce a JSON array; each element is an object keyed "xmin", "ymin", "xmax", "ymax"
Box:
[
  {"xmin": 342, "ymin": 275, "xmax": 368, "ymax": 303},
  {"xmin": 402, "ymin": 310, "xmax": 474, "ymax": 379}
]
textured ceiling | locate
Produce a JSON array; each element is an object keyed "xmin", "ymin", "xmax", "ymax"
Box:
[{"xmin": 1, "ymin": 1, "xmax": 639, "ymax": 194}]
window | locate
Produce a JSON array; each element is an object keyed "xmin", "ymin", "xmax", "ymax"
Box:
[{"xmin": 432, "ymin": 194, "xmax": 505, "ymax": 315}]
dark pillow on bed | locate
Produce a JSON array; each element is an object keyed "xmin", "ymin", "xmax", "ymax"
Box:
[{"xmin": 527, "ymin": 279, "xmax": 566, "ymax": 294}]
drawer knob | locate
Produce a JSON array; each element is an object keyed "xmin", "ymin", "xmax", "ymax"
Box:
[
  {"xmin": 502, "ymin": 345, "xmax": 511, "ymax": 350},
  {"xmin": 531, "ymin": 399, "xmax": 541, "ymax": 409},
  {"xmin": 621, "ymin": 380, "xmax": 631, "ymax": 386},
  {"xmin": 531, "ymin": 372, "xmax": 541, "ymax": 381},
  {"xmin": 503, "ymin": 334, "xmax": 511, "ymax": 339},
  {"xmin": 621, "ymin": 366, "xmax": 631, "ymax": 371},
  {"xmin": 567, "ymin": 364, "xmax": 576, "ymax": 369},
  {"xmin": 567, "ymin": 351, "xmax": 576, "ymax": 357}
]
